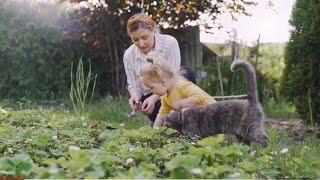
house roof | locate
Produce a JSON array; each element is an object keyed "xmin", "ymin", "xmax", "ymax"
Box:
[{"xmin": 201, "ymin": 42, "xmax": 231, "ymax": 57}]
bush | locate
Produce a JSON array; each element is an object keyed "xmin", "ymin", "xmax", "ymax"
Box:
[
  {"xmin": 280, "ymin": 0, "xmax": 320, "ymax": 124},
  {"xmin": 0, "ymin": 1, "xmax": 75, "ymax": 99},
  {"xmin": 198, "ymin": 59, "xmax": 277, "ymax": 103}
]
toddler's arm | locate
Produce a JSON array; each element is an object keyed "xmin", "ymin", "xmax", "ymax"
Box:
[
  {"xmin": 171, "ymin": 97, "xmax": 198, "ymax": 112},
  {"xmin": 153, "ymin": 115, "xmax": 164, "ymax": 128}
]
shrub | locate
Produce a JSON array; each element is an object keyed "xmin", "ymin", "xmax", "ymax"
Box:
[
  {"xmin": 280, "ymin": 0, "xmax": 320, "ymax": 124},
  {"xmin": 198, "ymin": 59, "xmax": 277, "ymax": 103},
  {"xmin": 0, "ymin": 1, "xmax": 75, "ymax": 99}
]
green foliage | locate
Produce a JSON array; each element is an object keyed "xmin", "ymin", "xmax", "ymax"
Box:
[
  {"xmin": 198, "ymin": 59, "xmax": 246, "ymax": 97},
  {"xmin": 0, "ymin": 98, "xmax": 319, "ymax": 178},
  {"xmin": 250, "ymin": 43, "xmax": 286, "ymax": 96},
  {"xmin": 63, "ymin": 0, "xmax": 258, "ymax": 94},
  {"xmin": 87, "ymin": 96, "xmax": 150, "ymax": 129},
  {"xmin": 0, "ymin": 154, "xmax": 34, "ymax": 177},
  {"xmin": 0, "ymin": 1, "xmax": 78, "ymax": 99},
  {"xmin": 74, "ymin": 0, "xmax": 257, "ymax": 29},
  {"xmin": 198, "ymin": 58, "xmax": 276, "ymax": 102},
  {"xmin": 262, "ymin": 98, "xmax": 298, "ymax": 119},
  {"xmin": 0, "ymin": 0, "xmax": 259, "ymax": 99},
  {"xmin": 70, "ymin": 55, "xmax": 97, "ymax": 116},
  {"xmin": 280, "ymin": 0, "xmax": 320, "ymax": 124}
]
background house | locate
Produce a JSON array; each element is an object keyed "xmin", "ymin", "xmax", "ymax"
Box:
[{"xmin": 163, "ymin": 26, "xmax": 230, "ymax": 80}]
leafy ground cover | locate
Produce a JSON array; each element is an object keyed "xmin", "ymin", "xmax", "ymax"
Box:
[{"xmin": 0, "ymin": 98, "xmax": 319, "ymax": 178}]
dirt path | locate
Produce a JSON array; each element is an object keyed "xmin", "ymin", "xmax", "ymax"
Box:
[{"xmin": 264, "ymin": 118, "xmax": 320, "ymax": 141}]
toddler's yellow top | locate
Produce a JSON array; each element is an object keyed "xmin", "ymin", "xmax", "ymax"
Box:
[{"xmin": 158, "ymin": 79, "xmax": 216, "ymax": 117}]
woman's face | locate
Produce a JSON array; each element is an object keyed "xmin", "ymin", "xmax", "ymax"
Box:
[{"xmin": 129, "ymin": 28, "xmax": 155, "ymax": 54}]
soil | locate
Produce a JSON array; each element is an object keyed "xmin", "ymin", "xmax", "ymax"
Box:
[{"xmin": 264, "ymin": 118, "xmax": 320, "ymax": 141}]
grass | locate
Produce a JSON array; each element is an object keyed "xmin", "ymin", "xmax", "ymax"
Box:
[
  {"xmin": 87, "ymin": 96, "xmax": 150, "ymax": 129},
  {"xmin": 261, "ymin": 128, "xmax": 320, "ymax": 178},
  {"xmin": 0, "ymin": 97, "xmax": 319, "ymax": 178},
  {"xmin": 262, "ymin": 98, "xmax": 298, "ymax": 119}
]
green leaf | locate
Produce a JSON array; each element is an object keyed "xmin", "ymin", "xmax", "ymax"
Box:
[
  {"xmin": 84, "ymin": 166, "xmax": 105, "ymax": 179},
  {"xmin": 218, "ymin": 144, "xmax": 248, "ymax": 160},
  {"xmin": 188, "ymin": 146, "xmax": 215, "ymax": 158},
  {"xmin": 165, "ymin": 154, "xmax": 202, "ymax": 171},
  {"xmin": 64, "ymin": 150, "xmax": 91, "ymax": 174},
  {"xmin": 238, "ymin": 160, "xmax": 259, "ymax": 173},
  {"xmin": 169, "ymin": 169, "xmax": 189, "ymax": 179},
  {"xmin": 198, "ymin": 135, "xmax": 224, "ymax": 148},
  {"xmin": 17, "ymin": 161, "xmax": 33, "ymax": 176},
  {"xmin": 205, "ymin": 165, "xmax": 231, "ymax": 178}
]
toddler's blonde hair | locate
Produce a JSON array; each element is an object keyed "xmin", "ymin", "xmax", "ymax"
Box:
[
  {"xmin": 139, "ymin": 51, "xmax": 175, "ymax": 86},
  {"xmin": 139, "ymin": 63, "xmax": 175, "ymax": 86}
]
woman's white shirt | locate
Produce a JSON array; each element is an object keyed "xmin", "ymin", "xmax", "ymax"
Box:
[{"xmin": 123, "ymin": 33, "xmax": 181, "ymax": 95}]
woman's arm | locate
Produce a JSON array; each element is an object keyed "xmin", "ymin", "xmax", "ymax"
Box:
[
  {"xmin": 123, "ymin": 50, "xmax": 142, "ymax": 110},
  {"xmin": 166, "ymin": 36, "xmax": 181, "ymax": 72}
]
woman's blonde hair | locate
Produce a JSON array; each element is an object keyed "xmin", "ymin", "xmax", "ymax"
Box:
[{"xmin": 127, "ymin": 13, "xmax": 160, "ymax": 34}]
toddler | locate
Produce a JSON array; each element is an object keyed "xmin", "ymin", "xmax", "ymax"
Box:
[{"xmin": 139, "ymin": 62, "xmax": 216, "ymax": 127}]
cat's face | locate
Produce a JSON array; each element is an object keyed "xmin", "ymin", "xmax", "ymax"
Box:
[
  {"xmin": 256, "ymin": 128, "xmax": 269, "ymax": 148},
  {"xmin": 163, "ymin": 112, "xmax": 182, "ymax": 132}
]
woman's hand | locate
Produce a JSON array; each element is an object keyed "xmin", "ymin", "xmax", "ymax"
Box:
[
  {"xmin": 129, "ymin": 92, "xmax": 142, "ymax": 112},
  {"xmin": 141, "ymin": 95, "xmax": 160, "ymax": 115}
]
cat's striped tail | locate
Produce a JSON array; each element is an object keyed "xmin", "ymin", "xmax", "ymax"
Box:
[{"xmin": 230, "ymin": 60, "xmax": 258, "ymax": 106}]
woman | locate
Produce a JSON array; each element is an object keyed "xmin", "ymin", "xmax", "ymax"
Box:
[{"xmin": 123, "ymin": 13, "xmax": 195, "ymax": 123}]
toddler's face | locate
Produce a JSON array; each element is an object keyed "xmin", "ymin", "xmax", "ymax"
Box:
[{"xmin": 144, "ymin": 81, "xmax": 167, "ymax": 96}]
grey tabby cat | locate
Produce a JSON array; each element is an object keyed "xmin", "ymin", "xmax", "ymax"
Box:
[{"xmin": 163, "ymin": 60, "xmax": 269, "ymax": 147}]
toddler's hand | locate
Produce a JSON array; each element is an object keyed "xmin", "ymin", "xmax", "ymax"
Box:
[
  {"xmin": 153, "ymin": 117, "xmax": 164, "ymax": 128},
  {"xmin": 141, "ymin": 95, "xmax": 159, "ymax": 115}
]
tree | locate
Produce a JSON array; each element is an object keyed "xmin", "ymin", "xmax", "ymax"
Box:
[
  {"xmin": 64, "ymin": 0, "xmax": 258, "ymax": 94},
  {"xmin": 280, "ymin": 0, "xmax": 320, "ymax": 124},
  {"xmin": 0, "ymin": 1, "xmax": 75, "ymax": 99},
  {"xmin": 0, "ymin": 0, "xmax": 259, "ymax": 99}
]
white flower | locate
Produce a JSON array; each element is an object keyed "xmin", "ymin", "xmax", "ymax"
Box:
[
  {"xmin": 68, "ymin": 145, "xmax": 80, "ymax": 151},
  {"xmin": 271, "ymin": 151, "xmax": 278, "ymax": 155},
  {"xmin": 229, "ymin": 172, "xmax": 241, "ymax": 178},
  {"xmin": 190, "ymin": 168, "xmax": 202, "ymax": 175},
  {"xmin": 7, "ymin": 147, "xmax": 13, "ymax": 154},
  {"xmin": 82, "ymin": 122, "xmax": 87, "ymax": 127},
  {"xmin": 280, "ymin": 148, "xmax": 288, "ymax": 154},
  {"xmin": 124, "ymin": 157, "xmax": 134, "ymax": 167},
  {"xmin": 25, "ymin": 138, "xmax": 33, "ymax": 143},
  {"xmin": 52, "ymin": 135, "xmax": 58, "ymax": 141},
  {"xmin": 129, "ymin": 147, "xmax": 136, "ymax": 152},
  {"xmin": 49, "ymin": 166, "xmax": 59, "ymax": 174},
  {"xmin": 250, "ymin": 150, "xmax": 256, "ymax": 157}
]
